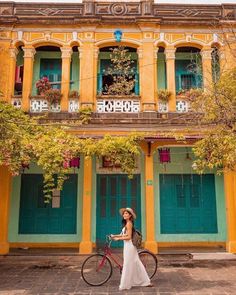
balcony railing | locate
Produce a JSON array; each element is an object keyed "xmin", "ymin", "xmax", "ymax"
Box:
[
  {"xmin": 30, "ymin": 97, "xmax": 61, "ymax": 113},
  {"xmin": 157, "ymin": 99, "xmax": 189, "ymax": 113},
  {"xmin": 12, "ymin": 96, "xmax": 22, "ymax": 109},
  {"xmin": 69, "ymin": 99, "xmax": 79, "ymax": 113},
  {"xmin": 96, "ymin": 95, "xmax": 140, "ymax": 113},
  {"xmin": 176, "ymin": 100, "xmax": 189, "ymax": 113},
  {"xmin": 11, "ymin": 96, "xmax": 189, "ymax": 114},
  {"xmin": 11, "ymin": 96, "xmax": 79, "ymax": 113}
]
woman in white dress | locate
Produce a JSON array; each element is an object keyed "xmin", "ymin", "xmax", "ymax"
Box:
[{"xmin": 111, "ymin": 207, "xmax": 152, "ymax": 290}]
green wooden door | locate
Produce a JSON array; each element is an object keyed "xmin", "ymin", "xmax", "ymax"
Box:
[
  {"xmin": 160, "ymin": 174, "xmax": 218, "ymax": 234},
  {"xmin": 19, "ymin": 174, "xmax": 77, "ymax": 234},
  {"xmin": 96, "ymin": 174, "xmax": 141, "ymax": 247}
]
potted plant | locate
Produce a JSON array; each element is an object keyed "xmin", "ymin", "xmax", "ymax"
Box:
[
  {"xmin": 36, "ymin": 77, "xmax": 51, "ymax": 95},
  {"xmin": 44, "ymin": 89, "xmax": 62, "ymax": 105},
  {"xmin": 78, "ymin": 106, "xmax": 93, "ymax": 124},
  {"xmin": 177, "ymin": 88, "xmax": 193, "ymax": 97},
  {"xmin": 69, "ymin": 90, "xmax": 79, "ymax": 99},
  {"xmin": 157, "ymin": 89, "xmax": 171, "ymax": 102}
]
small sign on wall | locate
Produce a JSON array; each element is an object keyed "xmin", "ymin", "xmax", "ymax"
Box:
[
  {"xmin": 52, "ymin": 189, "xmax": 60, "ymax": 208},
  {"xmin": 147, "ymin": 180, "xmax": 153, "ymax": 186}
]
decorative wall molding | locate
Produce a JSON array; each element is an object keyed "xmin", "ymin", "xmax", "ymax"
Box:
[
  {"xmin": 23, "ymin": 47, "xmax": 36, "ymax": 59},
  {"xmin": 97, "ymin": 99, "xmax": 140, "ymax": 113},
  {"xmin": 0, "ymin": 2, "xmax": 235, "ymax": 25},
  {"xmin": 165, "ymin": 48, "xmax": 176, "ymax": 60},
  {"xmin": 201, "ymin": 49, "xmax": 213, "ymax": 60},
  {"xmin": 60, "ymin": 47, "xmax": 73, "ymax": 59}
]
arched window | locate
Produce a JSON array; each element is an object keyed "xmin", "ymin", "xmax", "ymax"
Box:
[
  {"xmin": 97, "ymin": 46, "xmax": 139, "ymax": 96},
  {"xmin": 157, "ymin": 46, "xmax": 166, "ymax": 90},
  {"xmin": 14, "ymin": 46, "xmax": 24, "ymax": 95},
  {"xmin": 175, "ymin": 47, "xmax": 203, "ymax": 93},
  {"xmin": 32, "ymin": 46, "xmax": 62, "ymax": 95}
]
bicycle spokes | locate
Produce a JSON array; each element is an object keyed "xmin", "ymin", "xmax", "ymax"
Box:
[{"xmin": 81, "ymin": 254, "xmax": 113, "ymax": 286}]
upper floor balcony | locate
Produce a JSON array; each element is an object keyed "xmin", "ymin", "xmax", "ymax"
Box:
[{"xmin": 9, "ymin": 43, "xmax": 221, "ymax": 117}]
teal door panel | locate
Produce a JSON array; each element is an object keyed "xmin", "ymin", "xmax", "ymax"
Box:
[
  {"xmin": 19, "ymin": 174, "xmax": 77, "ymax": 234},
  {"xmin": 160, "ymin": 174, "xmax": 218, "ymax": 234},
  {"xmin": 40, "ymin": 59, "xmax": 62, "ymax": 89},
  {"xmin": 96, "ymin": 174, "xmax": 141, "ymax": 248}
]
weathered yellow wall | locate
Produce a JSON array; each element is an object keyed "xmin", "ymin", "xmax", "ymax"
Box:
[
  {"xmin": 0, "ymin": 166, "xmax": 12, "ymax": 254},
  {"xmin": 1, "ymin": 22, "xmax": 236, "ymax": 254},
  {"xmin": 3, "ymin": 23, "xmax": 234, "ymax": 108},
  {"xmin": 0, "ymin": 40, "xmax": 11, "ymax": 101}
]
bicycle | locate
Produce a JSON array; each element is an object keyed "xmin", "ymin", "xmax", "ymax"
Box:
[{"xmin": 81, "ymin": 235, "xmax": 158, "ymax": 286}]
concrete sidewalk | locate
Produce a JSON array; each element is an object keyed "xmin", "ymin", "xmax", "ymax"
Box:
[{"xmin": 1, "ymin": 252, "xmax": 236, "ymax": 295}]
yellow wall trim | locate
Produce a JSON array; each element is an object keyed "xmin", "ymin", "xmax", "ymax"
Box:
[
  {"xmin": 10, "ymin": 243, "xmax": 80, "ymax": 248},
  {"xmin": 158, "ymin": 242, "xmax": 226, "ymax": 248}
]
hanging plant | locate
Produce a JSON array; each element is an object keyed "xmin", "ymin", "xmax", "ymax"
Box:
[
  {"xmin": 157, "ymin": 89, "xmax": 171, "ymax": 102},
  {"xmin": 69, "ymin": 90, "xmax": 79, "ymax": 99},
  {"xmin": 36, "ymin": 77, "xmax": 51, "ymax": 95},
  {"xmin": 44, "ymin": 89, "xmax": 62, "ymax": 104}
]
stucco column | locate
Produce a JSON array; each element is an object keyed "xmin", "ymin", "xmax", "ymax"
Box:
[
  {"xmin": 22, "ymin": 47, "xmax": 36, "ymax": 111},
  {"xmin": 79, "ymin": 157, "xmax": 93, "ymax": 254},
  {"xmin": 201, "ymin": 47, "xmax": 213, "ymax": 91},
  {"xmin": 0, "ymin": 167, "xmax": 12, "ymax": 255},
  {"xmin": 224, "ymin": 170, "xmax": 236, "ymax": 253},
  {"xmin": 60, "ymin": 47, "xmax": 72, "ymax": 112},
  {"xmin": 154, "ymin": 48, "xmax": 158, "ymax": 101},
  {"xmin": 139, "ymin": 40, "xmax": 156, "ymax": 112},
  {"xmin": 79, "ymin": 40, "xmax": 96, "ymax": 110},
  {"xmin": 141, "ymin": 142, "xmax": 158, "ymax": 254},
  {"xmin": 93, "ymin": 48, "xmax": 99, "ymax": 106},
  {"xmin": 165, "ymin": 47, "xmax": 176, "ymax": 112},
  {"xmin": 8, "ymin": 47, "xmax": 19, "ymax": 102}
]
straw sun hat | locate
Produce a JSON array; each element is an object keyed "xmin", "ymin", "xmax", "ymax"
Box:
[{"xmin": 119, "ymin": 207, "xmax": 137, "ymax": 219}]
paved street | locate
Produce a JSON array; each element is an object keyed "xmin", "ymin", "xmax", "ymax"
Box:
[{"xmin": 1, "ymin": 253, "xmax": 236, "ymax": 295}]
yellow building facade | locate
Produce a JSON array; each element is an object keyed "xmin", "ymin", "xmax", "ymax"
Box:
[{"xmin": 0, "ymin": 1, "xmax": 236, "ymax": 255}]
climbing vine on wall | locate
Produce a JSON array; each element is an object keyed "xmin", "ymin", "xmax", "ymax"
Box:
[{"xmin": 0, "ymin": 101, "xmax": 142, "ymax": 202}]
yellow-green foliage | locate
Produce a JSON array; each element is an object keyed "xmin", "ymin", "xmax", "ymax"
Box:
[
  {"xmin": 0, "ymin": 102, "xmax": 142, "ymax": 202},
  {"xmin": 191, "ymin": 67, "xmax": 236, "ymax": 173},
  {"xmin": 106, "ymin": 46, "xmax": 135, "ymax": 96}
]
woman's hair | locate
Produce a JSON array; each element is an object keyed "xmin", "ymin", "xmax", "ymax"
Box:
[{"xmin": 121, "ymin": 210, "xmax": 134, "ymax": 229}]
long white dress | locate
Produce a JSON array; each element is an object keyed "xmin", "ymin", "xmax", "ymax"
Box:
[{"xmin": 119, "ymin": 227, "xmax": 151, "ymax": 290}]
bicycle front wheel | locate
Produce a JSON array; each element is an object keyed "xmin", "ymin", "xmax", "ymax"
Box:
[
  {"xmin": 138, "ymin": 250, "xmax": 158, "ymax": 279},
  {"xmin": 81, "ymin": 254, "xmax": 112, "ymax": 286}
]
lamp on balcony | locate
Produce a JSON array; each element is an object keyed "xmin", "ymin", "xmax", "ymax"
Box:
[
  {"xmin": 158, "ymin": 148, "xmax": 171, "ymax": 163},
  {"xmin": 69, "ymin": 157, "xmax": 80, "ymax": 172},
  {"xmin": 114, "ymin": 29, "xmax": 122, "ymax": 42},
  {"xmin": 158, "ymin": 148, "xmax": 171, "ymax": 172}
]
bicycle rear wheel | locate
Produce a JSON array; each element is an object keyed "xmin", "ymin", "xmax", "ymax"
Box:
[
  {"xmin": 138, "ymin": 250, "xmax": 158, "ymax": 279},
  {"xmin": 81, "ymin": 254, "xmax": 112, "ymax": 286}
]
